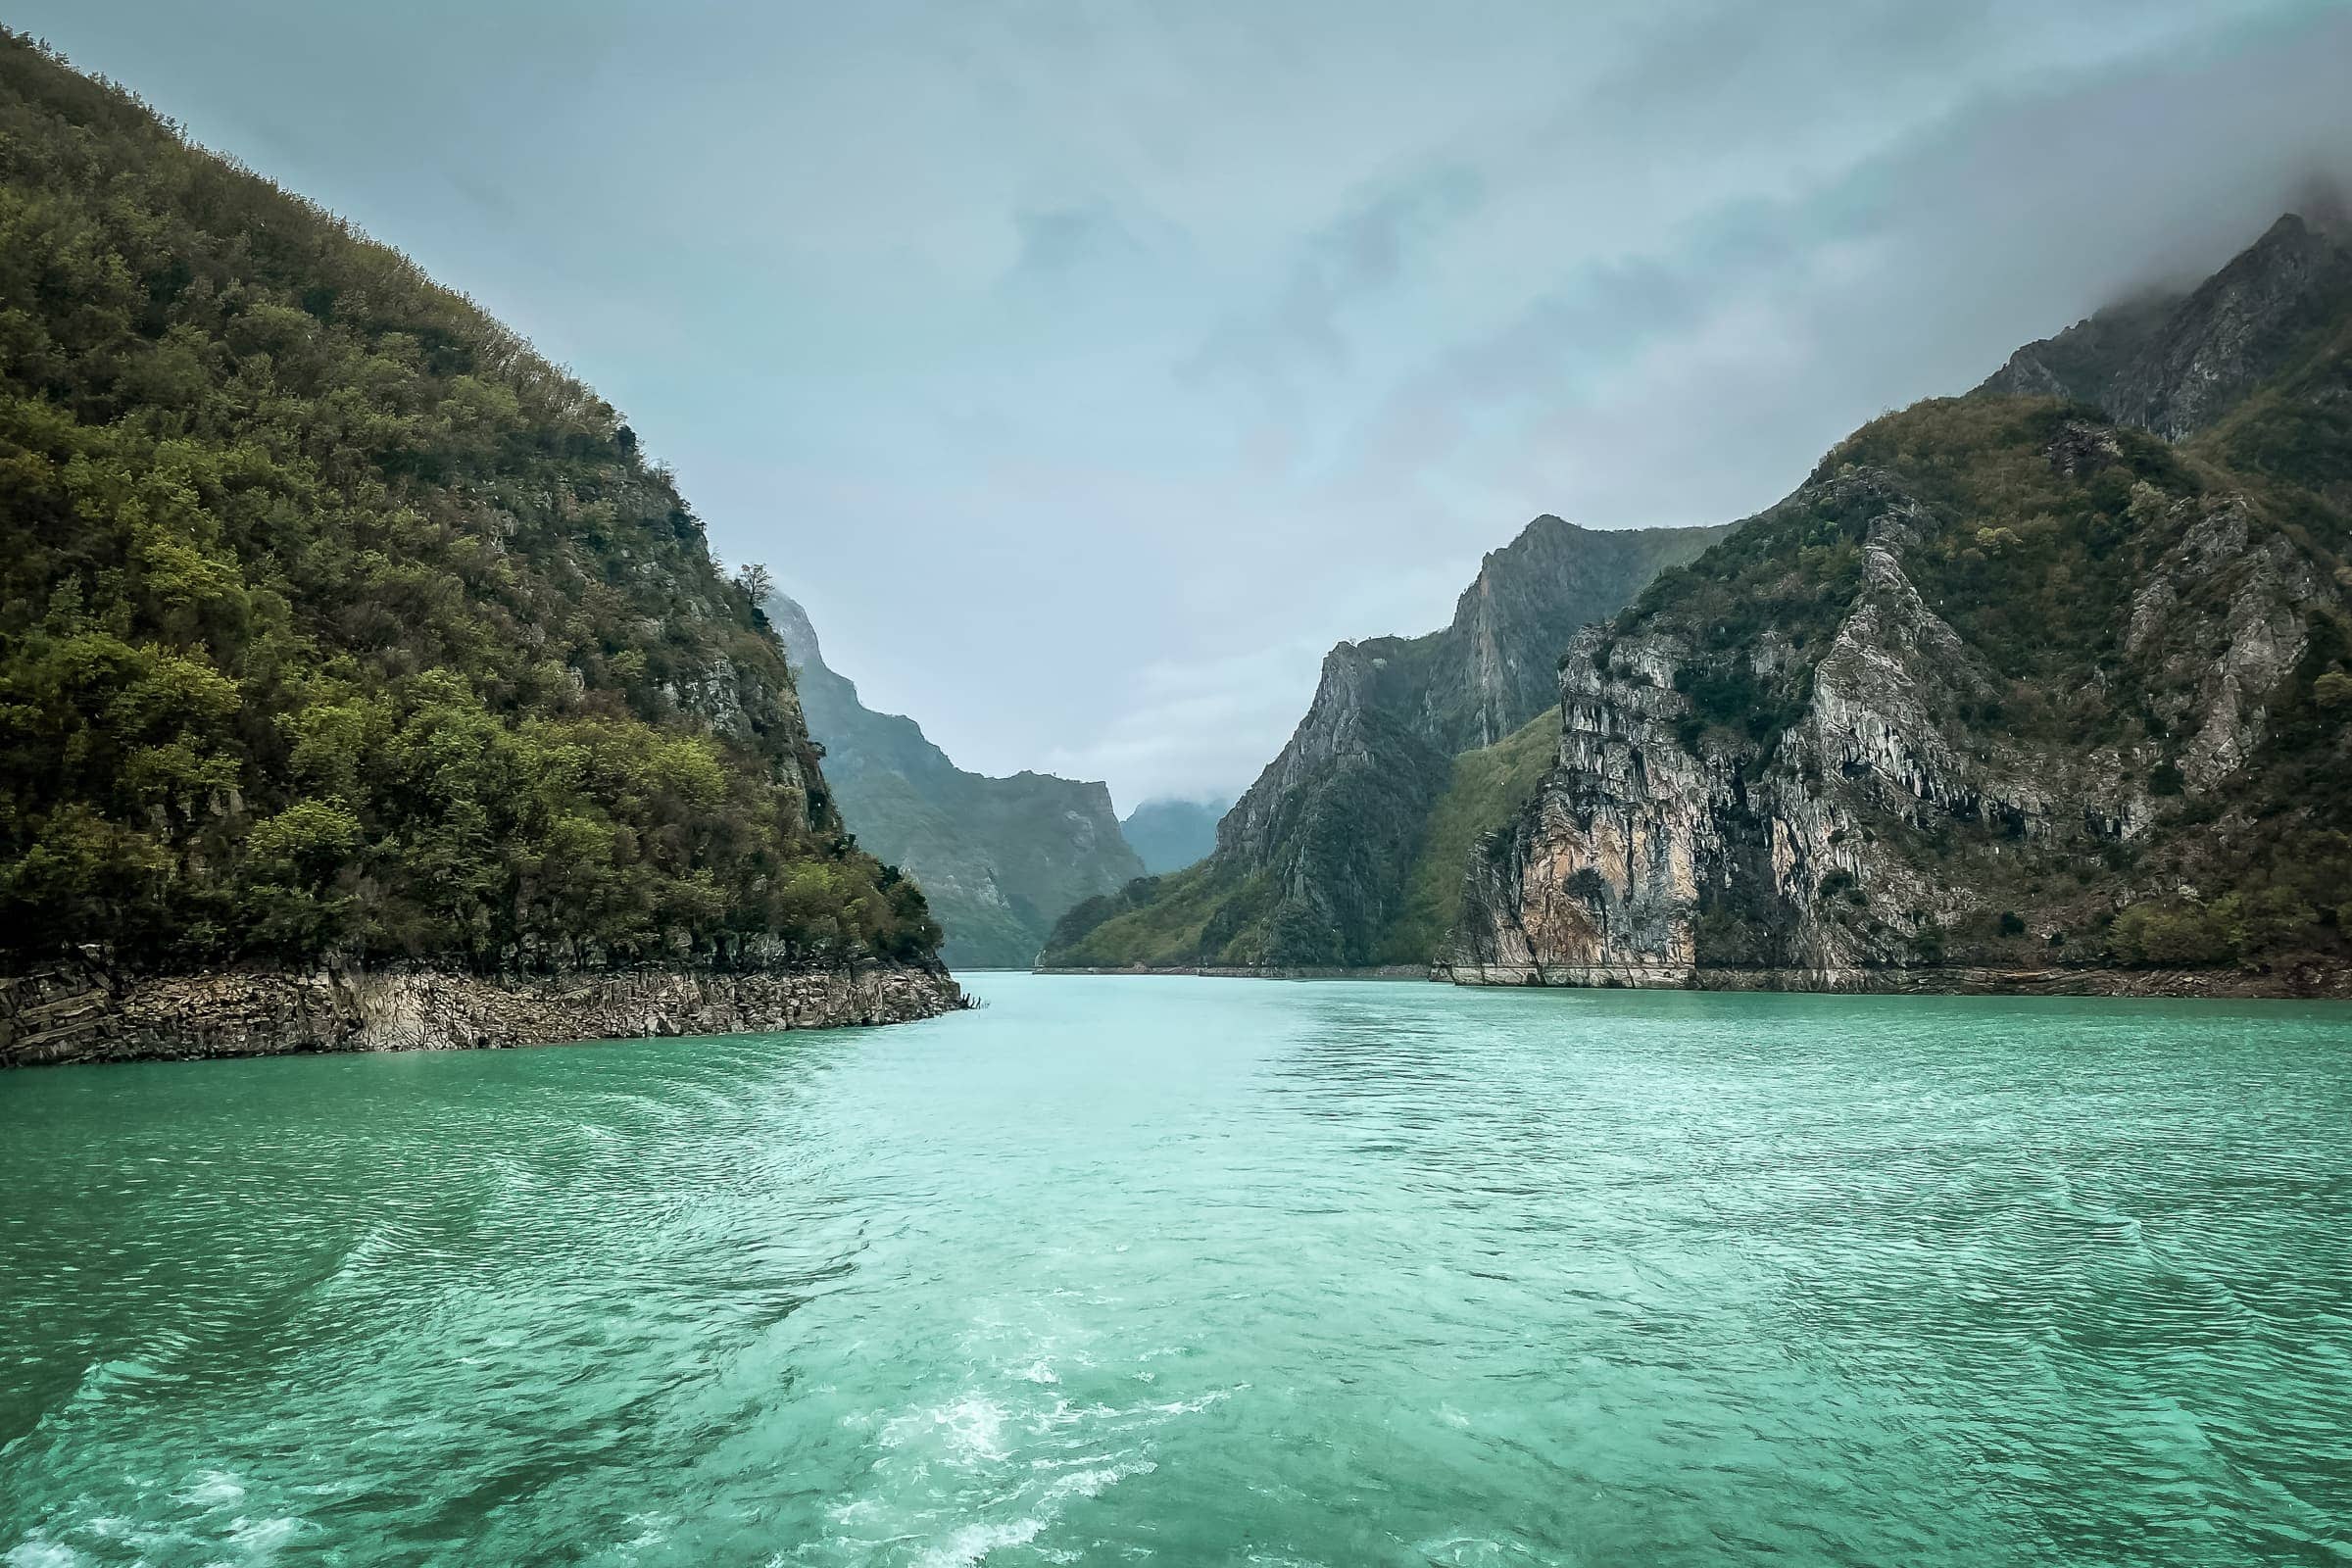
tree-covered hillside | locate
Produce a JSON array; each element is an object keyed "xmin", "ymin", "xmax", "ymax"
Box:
[
  {"xmin": 0, "ymin": 34, "xmax": 939, "ymax": 973},
  {"xmin": 1043, "ymin": 710, "xmax": 1557, "ymax": 970}
]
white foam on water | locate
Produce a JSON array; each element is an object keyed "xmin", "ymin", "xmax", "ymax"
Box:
[
  {"xmin": 915, "ymin": 1516, "xmax": 1044, "ymax": 1567},
  {"xmin": 612, "ymin": 1513, "xmax": 671, "ymax": 1551},
  {"xmin": 3, "ymin": 1540, "xmax": 90, "ymax": 1568},
  {"xmin": 175, "ymin": 1471, "xmax": 246, "ymax": 1507},
  {"xmin": 1043, "ymin": 1458, "xmax": 1155, "ymax": 1502},
  {"xmin": 225, "ymin": 1514, "xmax": 308, "ymax": 1554},
  {"xmin": 1412, "ymin": 1533, "xmax": 1522, "ymax": 1566},
  {"xmin": 844, "ymin": 1364, "xmax": 1179, "ymax": 1568},
  {"xmin": 1025, "ymin": 1396, "xmax": 1122, "ymax": 1434},
  {"xmin": 1147, "ymin": 1386, "xmax": 1244, "ymax": 1418},
  {"xmin": 881, "ymin": 1395, "xmax": 1012, "ymax": 1467}
]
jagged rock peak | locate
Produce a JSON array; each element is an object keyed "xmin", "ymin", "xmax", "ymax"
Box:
[
  {"xmin": 765, "ymin": 591, "xmax": 826, "ymax": 669},
  {"xmin": 1974, "ymin": 210, "xmax": 2352, "ymax": 439}
]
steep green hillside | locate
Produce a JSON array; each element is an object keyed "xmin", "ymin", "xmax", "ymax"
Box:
[
  {"xmin": 1377, "ymin": 710, "xmax": 1559, "ymax": 963},
  {"xmin": 1040, "ymin": 863, "xmax": 1228, "ymax": 969},
  {"xmin": 0, "ymin": 34, "xmax": 938, "ymax": 974},
  {"xmin": 768, "ymin": 595, "xmax": 1142, "ymax": 967}
]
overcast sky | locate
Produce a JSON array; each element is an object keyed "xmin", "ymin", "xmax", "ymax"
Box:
[{"xmin": 24, "ymin": 1, "xmax": 2352, "ymax": 810}]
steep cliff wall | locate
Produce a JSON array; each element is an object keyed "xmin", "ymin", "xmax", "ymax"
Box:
[
  {"xmin": 1975, "ymin": 213, "xmax": 2352, "ymax": 438},
  {"xmin": 1449, "ymin": 222, "xmax": 2352, "ymax": 997}
]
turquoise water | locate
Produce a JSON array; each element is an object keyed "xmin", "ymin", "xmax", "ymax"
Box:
[{"xmin": 4, "ymin": 976, "xmax": 2350, "ymax": 1566}]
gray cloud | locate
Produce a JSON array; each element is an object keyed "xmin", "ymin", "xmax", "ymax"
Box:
[
  {"xmin": 1182, "ymin": 163, "xmax": 1483, "ymax": 395},
  {"xmin": 24, "ymin": 0, "xmax": 2352, "ymax": 809},
  {"xmin": 1005, "ymin": 203, "xmax": 1142, "ymax": 285}
]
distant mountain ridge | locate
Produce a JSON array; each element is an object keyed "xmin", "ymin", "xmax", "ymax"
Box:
[
  {"xmin": 1041, "ymin": 516, "xmax": 1727, "ymax": 968},
  {"xmin": 1121, "ymin": 798, "xmax": 1229, "ymax": 874},
  {"xmin": 769, "ymin": 596, "xmax": 1143, "ymax": 967}
]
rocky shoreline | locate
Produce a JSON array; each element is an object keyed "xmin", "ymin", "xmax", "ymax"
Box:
[
  {"xmin": 1435, "ymin": 960, "xmax": 2352, "ymax": 1000},
  {"xmin": 0, "ymin": 960, "xmax": 966, "ymax": 1068},
  {"xmin": 1038, "ymin": 960, "xmax": 2352, "ymax": 998},
  {"xmin": 1031, "ymin": 964, "xmax": 1431, "ymax": 981}
]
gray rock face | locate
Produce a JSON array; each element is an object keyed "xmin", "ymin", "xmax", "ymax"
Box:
[
  {"xmin": 1036, "ymin": 517, "xmax": 1727, "ymax": 970},
  {"xmin": 1446, "ymin": 457, "xmax": 2343, "ymax": 993},
  {"xmin": 1452, "ymin": 211, "xmax": 2352, "ymax": 997},
  {"xmin": 1974, "ymin": 291, "xmax": 2183, "ymax": 405},
  {"xmin": 0, "ymin": 959, "xmax": 963, "ymax": 1067},
  {"xmin": 2106, "ymin": 215, "xmax": 2352, "ymax": 438},
  {"xmin": 768, "ymin": 595, "xmax": 1144, "ymax": 967}
]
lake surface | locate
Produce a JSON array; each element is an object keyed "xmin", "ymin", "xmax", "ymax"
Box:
[{"xmin": 4, "ymin": 976, "xmax": 2350, "ymax": 1566}]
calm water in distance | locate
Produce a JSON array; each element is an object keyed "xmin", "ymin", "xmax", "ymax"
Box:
[{"xmin": 3, "ymin": 974, "xmax": 2349, "ymax": 1566}]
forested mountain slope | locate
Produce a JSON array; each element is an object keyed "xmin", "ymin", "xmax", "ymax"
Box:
[
  {"xmin": 1451, "ymin": 212, "xmax": 2352, "ymax": 995},
  {"xmin": 768, "ymin": 595, "xmax": 1142, "ymax": 967},
  {"xmin": 0, "ymin": 34, "xmax": 945, "ymax": 1019}
]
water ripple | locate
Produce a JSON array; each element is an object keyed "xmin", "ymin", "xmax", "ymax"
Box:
[{"xmin": 2, "ymin": 977, "xmax": 2348, "ymax": 1565}]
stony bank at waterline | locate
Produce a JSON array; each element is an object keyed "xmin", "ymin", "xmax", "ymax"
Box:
[{"xmin": 0, "ymin": 958, "xmax": 962, "ymax": 1067}]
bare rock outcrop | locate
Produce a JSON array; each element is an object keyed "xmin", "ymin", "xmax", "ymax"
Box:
[
  {"xmin": 1444, "ymin": 455, "xmax": 2346, "ymax": 995},
  {"xmin": 1448, "ymin": 211, "xmax": 2352, "ymax": 998},
  {"xmin": 0, "ymin": 960, "xmax": 963, "ymax": 1068}
]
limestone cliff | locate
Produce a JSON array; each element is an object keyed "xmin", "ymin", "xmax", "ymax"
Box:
[
  {"xmin": 1450, "ymin": 215, "xmax": 2352, "ymax": 995},
  {"xmin": 769, "ymin": 595, "xmax": 1144, "ymax": 967}
]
